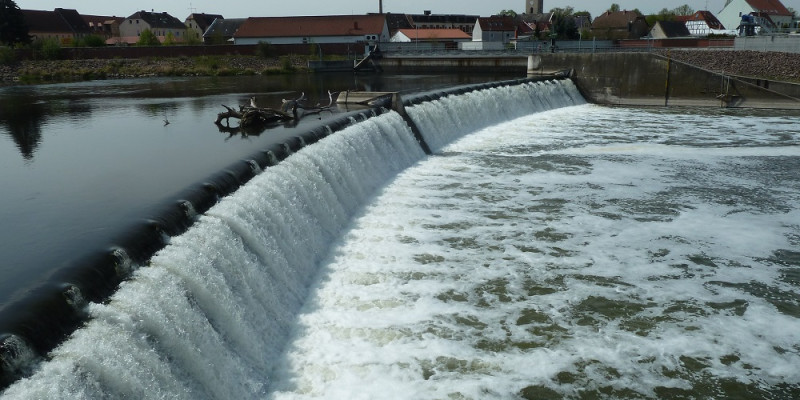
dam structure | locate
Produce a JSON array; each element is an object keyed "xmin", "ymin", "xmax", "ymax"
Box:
[{"xmin": 0, "ymin": 78, "xmax": 584, "ymax": 396}]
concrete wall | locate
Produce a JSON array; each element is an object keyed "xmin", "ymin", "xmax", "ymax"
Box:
[
  {"xmin": 536, "ymin": 52, "xmax": 800, "ymax": 109},
  {"xmin": 380, "ymin": 55, "xmax": 526, "ymax": 73}
]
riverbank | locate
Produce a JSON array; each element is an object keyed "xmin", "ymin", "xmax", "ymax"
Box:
[
  {"xmin": 0, "ymin": 55, "xmax": 311, "ymax": 84},
  {"xmin": 2, "ymin": 50, "xmax": 800, "ymax": 86}
]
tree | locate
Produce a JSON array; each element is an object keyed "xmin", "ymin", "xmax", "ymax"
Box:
[
  {"xmin": 550, "ymin": 6, "xmax": 575, "ymax": 17},
  {"xmin": 608, "ymin": 3, "xmax": 621, "ymax": 13},
  {"xmin": 574, "ymin": 11, "xmax": 592, "ymax": 21},
  {"xmin": 549, "ymin": 7, "xmax": 579, "ymax": 40},
  {"xmin": 673, "ymin": 4, "xmax": 694, "ymax": 16},
  {"xmin": 0, "ymin": 0, "xmax": 30, "ymax": 46},
  {"xmin": 497, "ymin": 9, "xmax": 517, "ymax": 18}
]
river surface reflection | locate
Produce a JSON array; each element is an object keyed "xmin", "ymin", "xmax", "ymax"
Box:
[{"xmin": 0, "ymin": 73, "xmax": 519, "ymax": 310}]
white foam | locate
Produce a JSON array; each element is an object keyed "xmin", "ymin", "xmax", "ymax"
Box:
[{"xmin": 268, "ymin": 106, "xmax": 800, "ymax": 399}]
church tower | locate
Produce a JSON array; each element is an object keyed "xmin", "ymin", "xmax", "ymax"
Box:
[{"xmin": 526, "ymin": 0, "xmax": 543, "ymax": 14}]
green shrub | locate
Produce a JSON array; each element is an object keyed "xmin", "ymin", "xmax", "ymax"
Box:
[
  {"xmin": 137, "ymin": 29, "xmax": 161, "ymax": 46},
  {"xmin": 280, "ymin": 55, "xmax": 294, "ymax": 72},
  {"xmin": 31, "ymin": 38, "xmax": 62, "ymax": 60},
  {"xmin": 0, "ymin": 46, "xmax": 15, "ymax": 65},
  {"xmin": 255, "ymin": 41, "xmax": 273, "ymax": 58},
  {"xmin": 75, "ymin": 35, "xmax": 105, "ymax": 47}
]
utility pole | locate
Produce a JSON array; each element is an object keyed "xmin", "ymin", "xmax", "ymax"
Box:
[{"xmin": 379, "ymin": 0, "xmax": 383, "ymax": 14}]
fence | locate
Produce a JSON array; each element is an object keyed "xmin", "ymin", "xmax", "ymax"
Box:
[{"xmin": 734, "ymin": 35, "xmax": 800, "ymax": 53}]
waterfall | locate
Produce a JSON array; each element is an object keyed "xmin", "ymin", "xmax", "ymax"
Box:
[
  {"xmin": 1, "ymin": 79, "xmax": 584, "ymax": 398},
  {"xmin": 407, "ymin": 79, "xmax": 585, "ymax": 153}
]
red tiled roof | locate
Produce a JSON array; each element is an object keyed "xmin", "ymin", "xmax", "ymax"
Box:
[
  {"xmin": 396, "ymin": 28, "xmax": 471, "ymax": 40},
  {"xmin": 746, "ymin": 0, "xmax": 792, "ymax": 16},
  {"xmin": 235, "ymin": 15, "xmax": 386, "ymax": 38}
]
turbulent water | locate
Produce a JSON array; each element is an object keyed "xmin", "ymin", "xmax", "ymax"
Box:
[
  {"xmin": 267, "ymin": 106, "xmax": 800, "ymax": 399},
  {"xmin": 3, "ymin": 80, "xmax": 799, "ymax": 399}
]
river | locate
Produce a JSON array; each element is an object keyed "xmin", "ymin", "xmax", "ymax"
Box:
[{"xmin": 1, "ymin": 75, "xmax": 799, "ymax": 398}]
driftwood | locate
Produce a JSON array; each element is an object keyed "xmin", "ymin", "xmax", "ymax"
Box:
[{"xmin": 214, "ymin": 91, "xmax": 338, "ymax": 135}]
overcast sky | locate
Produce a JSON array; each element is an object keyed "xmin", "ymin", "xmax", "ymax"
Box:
[{"xmin": 15, "ymin": 0, "xmax": 799, "ymax": 20}]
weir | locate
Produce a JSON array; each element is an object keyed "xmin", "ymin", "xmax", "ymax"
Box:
[{"xmin": 0, "ymin": 77, "xmax": 584, "ymax": 396}]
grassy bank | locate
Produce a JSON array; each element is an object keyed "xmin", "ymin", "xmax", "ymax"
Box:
[{"xmin": 0, "ymin": 55, "xmax": 314, "ymax": 85}]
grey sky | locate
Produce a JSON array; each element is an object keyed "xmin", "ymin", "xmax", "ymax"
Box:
[{"xmin": 14, "ymin": 0, "xmax": 799, "ymax": 20}]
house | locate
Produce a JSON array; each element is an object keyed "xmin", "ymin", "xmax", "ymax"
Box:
[
  {"xmin": 22, "ymin": 8, "xmax": 91, "ymax": 44},
  {"xmin": 717, "ymin": 0, "xmax": 793, "ymax": 34},
  {"xmin": 590, "ymin": 10, "xmax": 649, "ymax": 40},
  {"xmin": 472, "ymin": 16, "xmax": 517, "ymax": 43},
  {"xmin": 185, "ymin": 13, "xmax": 223, "ymax": 42},
  {"xmin": 82, "ymin": 15, "xmax": 124, "ymax": 40},
  {"xmin": 408, "ymin": 12, "xmax": 479, "ymax": 34},
  {"xmin": 649, "ymin": 20, "xmax": 692, "ymax": 39},
  {"xmin": 675, "ymin": 10, "xmax": 730, "ymax": 36},
  {"xmin": 116, "ymin": 10, "xmax": 187, "ymax": 45},
  {"xmin": 390, "ymin": 28, "xmax": 471, "ymax": 43},
  {"xmin": 232, "ymin": 15, "xmax": 389, "ymax": 45},
  {"xmin": 203, "ymin": 18, "xmax": 245, "ymax": 44}
]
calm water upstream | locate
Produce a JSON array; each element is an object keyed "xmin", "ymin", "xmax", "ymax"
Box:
[{"xmin": 0, "ymin": 77, "xmax": 798, "ymax": 398}]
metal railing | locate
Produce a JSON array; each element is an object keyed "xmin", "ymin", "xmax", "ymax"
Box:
[{"xmin": 379, "ymin": 38, "xmax": 736, "ymax": 57}]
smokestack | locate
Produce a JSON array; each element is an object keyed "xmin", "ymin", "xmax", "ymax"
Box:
[{"xmin": 379, "ymin": 0, "xmax": 383, "ymax": 14}]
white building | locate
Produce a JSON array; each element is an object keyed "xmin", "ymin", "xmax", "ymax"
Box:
[
  {"xmin": 472, "ymin": 16, "xmax": 517, "ymax": 43},
  {"xmin": 717, "ymin": 0, "xmax": 793, "ymax": 34}
]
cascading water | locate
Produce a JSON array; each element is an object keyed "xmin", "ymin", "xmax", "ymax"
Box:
[
  {"xmin": 408, "ymin": 80, "xmax": 584, "ymax": 153},
  {"xmin": 1, "ymin": 79, "xmax": 583, "ymax": 398}
]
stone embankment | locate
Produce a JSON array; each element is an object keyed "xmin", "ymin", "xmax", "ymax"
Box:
[{"xmin": 655, "ymin": 50, "xmax": 800, "ymax": 82}]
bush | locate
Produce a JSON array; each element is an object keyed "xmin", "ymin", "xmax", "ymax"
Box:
[
  {"xmin": 280, "ymin": 55, "xmax": 294, "ymax": 72},
  {"xmin": 137, "ymin": 29, "xmax": 161, "ymax": 46},
  {"xmin": 255, "ymin": 41, "xmax": 274, "ymax": 58},
  {"xmin": 163, "ymin": 32, "xmax": 177, "ymax": 46},
  {"xmin": 75, "ymin": 35, "xmax": 105, "ymax": 47},
  {"xmin": 31, "ymin": 38, "xmax": 61, "ymax": 60},
  {"xmin": 0, "ymin": 46, "xmax": 15, "ymax": 65}
]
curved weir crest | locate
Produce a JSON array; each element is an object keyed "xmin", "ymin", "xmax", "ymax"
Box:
[{"xmin": 0, "ymin": 79, "xmax": 583, "ymax": 397}]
